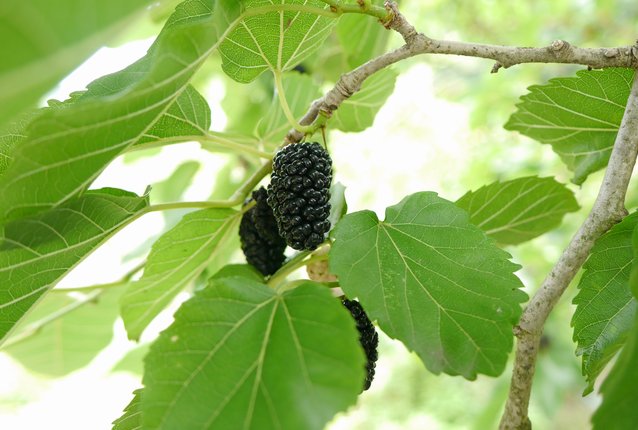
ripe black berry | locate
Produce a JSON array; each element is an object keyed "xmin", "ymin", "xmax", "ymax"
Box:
[
  {"xmin": 267, "ymin": 142, "xmax": 332, "ymax": 251},
  {"xmin": 239, "ymin": 187, "xmax": 287, "ymax": 276},
  {"xmin": 342, "ymin": 298, "xmax": 379, "ymax": 391}
]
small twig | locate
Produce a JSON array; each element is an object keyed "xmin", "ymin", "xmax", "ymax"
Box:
[
  {"xmin": 499, "ymin": 69, "xmax": 638, "ymax": 430},
  {"xmin": 267, "ymin": 248, "xmax": 329, "ymax": 290},
  {"xmin": 285, "ymin": 1, "xmax": 638, "ymax": 144}
]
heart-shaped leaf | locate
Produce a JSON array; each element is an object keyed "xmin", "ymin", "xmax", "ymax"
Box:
[
  {"xmin": 141, "ymin": 277, "xmax": 365, "ymax": 429},
  {"xmin": 330, "ymin": 192, "xmax": 527, "ymax": 379}
]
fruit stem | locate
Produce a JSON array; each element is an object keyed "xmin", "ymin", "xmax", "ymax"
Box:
[
  {"xmin": 126, "ymin": 134, "xmax": 272, "ymax": 159},
  {"xmin": 146, "ymin": 159, "xmax": 273, "ymax": 212},
  {"xmin": 267, "ymin": 250, "xmax": 330, "ymax": 290}
]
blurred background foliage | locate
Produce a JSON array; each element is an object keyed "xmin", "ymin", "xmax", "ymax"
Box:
[{"xmin": 1, "ymin": 0, "xmax": 637, "ymax": 428}]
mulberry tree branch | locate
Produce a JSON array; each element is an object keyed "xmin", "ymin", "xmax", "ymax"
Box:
[
  {"xmin": 499, "ymin": 68, "xmax": 638, "ymax": 430},
  {"xmin": 285, "ymin": 1, "xmax": 638, "ymax": 143}
]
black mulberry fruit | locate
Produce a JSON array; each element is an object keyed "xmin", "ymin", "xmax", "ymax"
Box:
[
  {"xmin": 239, "ymin": 187, "xmax": 287, "ymax": 276},
  {"xmin": 267, "ymin": 142, "xmax": 332, "ymax": 251},
  {"xmin": 342, "ymin": 298, "xmax": 379, "ymax": 391}
]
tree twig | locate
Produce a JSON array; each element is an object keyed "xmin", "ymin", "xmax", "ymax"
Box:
[
  {"xmin": 285, "ymin": 1, "xmax": 638, "ymax": 144},
  {"xmin": 499, "ymin": 68, "xmax": 638, "ymax": 430}
]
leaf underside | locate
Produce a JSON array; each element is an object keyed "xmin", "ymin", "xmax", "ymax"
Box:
[
  {"xmin": 4, "ymin": 287, "xmax": 123, "ymax": 377},
  {"xmin": 0, "ymin": 0, "xmax": 217, "ymax": 224},
  {"xmin": 572, "ymin": 212, "xmax": 638, "ymax": 394},
  {"xmin": 120, "ymin": 208, "xmax": 240, "ymax": 341},
  {"xmin": 592, "ymin": 314, "xmax": 638, "ymax": 430},
  {"xmin": 218, "ymin": 0, "xmax": 336, "ymax": 83},
  {"xmin": 505, "ymin": 68, "xmax": 634, "ymax": 185},
  {"xmin": 456, "ymin": 176, "xmax": 579, "ymax": 245},
  {"xmin": 0, "ymin": 188, "xmax": 148, "ymax": 343}
]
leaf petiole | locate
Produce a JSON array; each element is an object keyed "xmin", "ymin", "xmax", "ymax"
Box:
[
  {"xmin": 273, "ymin": 71, "xmax": 314, "ymax": 135},
  {"xmin": 267, "ymin": 249, "xmax": 330, "ymax": 290}
]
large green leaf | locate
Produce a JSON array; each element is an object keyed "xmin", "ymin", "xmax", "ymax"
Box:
[
  {"xmin": 120, "ymin": 208, "xmax": 241, "ymax": 341},
  {"xmin": 3, "ymin": 287, "xmax": 123, "ymax": 376},
  {"xmin": 455, "ymin": 176, "xmax": 579, "ymax": 245},
  {"xmin": 113, "ymin": 389, "xmax": 143, "ymax": 430},
  {"xmin": 572, "ymin": 212, "xmax": 638, "ymax": 394},
  {"xmin": 218, "ymin": 0, "xmax": 336, "ymax": 83},
  {"xmin": 592, "ymin": 314, "xmax": 638, "ymax": 430},
  {"xmin": 0, "ymin": 188, "xmax": 148, "ymax": 343},
  {"xmin": 330, "ymin": 192, "xmax": 527, "ymax": 379},
  {"xmin": 256, "ymin": 73, "xmax": 321, "ymax": 145},
  {"xmin": 141, "ymin": 278, "xmax": 365, "ymax": 430},
  {"xmin": 0, "ymin": 0, "xmax": 152, "ymax": 125},
  {"xmin": 505, "ymin": 68, "xmax": 634, "ymax": 185},
  {"xmin": 0, "ymin": 0, "xmax": 219, "ymax": 224},
  {"xmin": 331, "ymin": 68, "xmax": 397, "ymax": 132}
]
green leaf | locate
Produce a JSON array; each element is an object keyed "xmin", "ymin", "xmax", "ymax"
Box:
[
  {"xmin": 331, "ymin": 68, "xmax": 397, "ymax": 132},
  {"xmin": 120, "ymin": 208, "xmax": 241, "ymax": 341},
  {"xmin": 142, "ymin": 278, "xmax": 365, "ymax": 430},
  {"xmin": 330, "ymin": 192, "xmax": 527, "ymax": 379},
  {"xmin": 218, "ymin": 0, "xmax": 336, "ymax": 83},
  {"xmin": 592, "ymin": 314, "xmax": 638, "ymax": 430},
  {"xmin": 455, "ymin": 176, "xmax": 579, "ymax": 245},
  {"xmin": 0, "ymin": 0, "xmax": 152, "ymax": 125},
  {"xmin": 335, "ymin": 1, "xmax": 391, "ymax": 69},
  {"xmin": 0, "ymin": 112, "xmax": 34, "ymax": 177},
  {"xmin": 0, "ymin": 188, "xmax": 148, "ymax": 343},
  {"xmin": 0, "ymin": 0, "xmax": 219, "ymax": 224},
  {"xmin": 113, "ymin": 389, "xmax": 143, "ymax": 430},
  {"xmin": 3, "ymin": 287, "xmax": 123, "ymax": 377},
  {"xmin": 256, "ymin": 73, "xmax": 322, "ymax": 145},
  {"xmin": 572, "ymin": 212, "xmax": 638, "ymax": 394},
  {"xmin": 505, "ymin": 68, "xmax": 634, "ymax": 185},
  {"xmin": 136, "ymin": 85, "xmax": 212, "ymax": 147}
]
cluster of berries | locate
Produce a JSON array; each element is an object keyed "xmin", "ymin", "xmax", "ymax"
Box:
[
  {"xmin": 237, "ymin": 142, "xmax": 378, "ymax": 390},
  {"xmin": 239, "ymin": 142, "xmax": 332, "ymax": 275}
]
